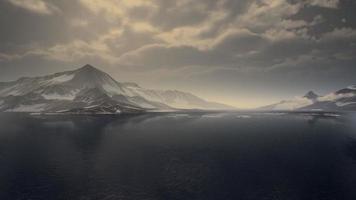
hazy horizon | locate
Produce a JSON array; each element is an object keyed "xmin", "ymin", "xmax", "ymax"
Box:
[{"xmin": 1, "ymin": 0, "xmax": 356, "ymax": 108}]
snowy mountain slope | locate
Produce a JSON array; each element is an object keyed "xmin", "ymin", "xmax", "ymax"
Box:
[
  {"xmin": 121, "ymin": 84, "xmax": 232, "ymax": 110},
  {"xmin": 0, "ymin": 64, "xmax": 233, "ymax": 113},
  {"xmin": 259, "ymin": 98, "xmax": 313, "ymax": 111},
  {"xmin": 302, "ymin": 86, "xmax": 356, "ymax": 111},
  {"xmin": 260, "ymin": 87, "xmax": 356, "ymax": 111}
]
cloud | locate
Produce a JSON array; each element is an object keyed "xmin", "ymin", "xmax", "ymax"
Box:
[
  {"xmin": 29, "ymin": 40, "xmax": 113, "ymax": 62},
  {"xmin": 0, "ymin": 52, "xmax": 21, "ymax": 62},
  {"xmin": 70, "ymin": 19, "xmax": 89, "ymax": 27},
  {"xmin": 26, "ymin": 29, "xmax": 123, "ymax": 63},
  {"xmin": 6, "ymin": 0, "xmax": 60, "ymax": 15},
  {"xmin": 3, "ymin": 0, "xmax": 352, "ymax": 70},
  {"xmin": 119, "ymin": 29, "xmax": 267, "ymax": 69},
  {"xmin": 118, "ymin": 44, "xmax": 212, "ymax": 68},
  {"xmin": 6, "ymin": 0, "xmax": 353, "ymax": 74},
  {"xmin": 212, "ymin": 29, "xmax": 267, "ymax": 53},
  {"xmin": 235, "ymin": 0, "xmax": 302, "ymax": 31},
  {"xmin": 306, "ymin": 0, "xmax": 339, "ymax": 8},
  {"xmin": 20, "ymin": 27, "xmax": 160, "ymax": 64},
  {"xmin": 321, "ymin": 27, "xmax": 356, "ymax": 40},
  {"xmin": 79, "ymin": 0, "xmax": 157, "ymax": 22}
]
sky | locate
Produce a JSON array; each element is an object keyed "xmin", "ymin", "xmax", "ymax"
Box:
[{"xmin": 0, "ymin": 0, "xmax": 355, "ymax": 108}]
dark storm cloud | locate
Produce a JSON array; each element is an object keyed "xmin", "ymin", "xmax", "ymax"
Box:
[{"xmin": 0, "ymin": 0, "xmax": 355, "ymax": 107}]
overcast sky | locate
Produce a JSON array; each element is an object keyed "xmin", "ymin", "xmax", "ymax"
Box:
[{"xmin": 0, "ymin": 0, "xmax": 355, "ymax": 108}]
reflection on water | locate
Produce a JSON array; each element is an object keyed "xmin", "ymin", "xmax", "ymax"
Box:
[
  {"xmin": 0, "ymin": 112, "xmax": 356, "ymax": 200},
  {"xmin": 345, "ymin": 139, "xmax": 356, "ymax": 161}
]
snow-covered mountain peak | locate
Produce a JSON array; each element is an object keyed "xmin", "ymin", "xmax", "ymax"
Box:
[
  {"xmin": 68, "ymin": 65, "xmax": 124, "ymax": 94},
  {"xmin": 303, "ymin": 91, "xmax": 319, "ymax": 100},
  {"xmin": 76, "ymin": 64, "xmax": 101, "ymax": 73},
  {"xmin": 73, "ymin": 64, "xmax": 109, "ymax": 77}
]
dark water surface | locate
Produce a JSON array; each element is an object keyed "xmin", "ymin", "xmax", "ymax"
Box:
[{"xmin": 1, "ymin": 112, "xmax": 356, "ymax": 200}]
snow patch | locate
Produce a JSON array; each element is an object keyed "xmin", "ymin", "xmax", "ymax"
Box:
[
  {"xmin": 236, "ymin": 115, "xmax": 251, "ymax": 119},
  {"xmin": 336, "ymin": 102, "xmax": 356, "ymax": 107},
  {"xmin": 124, "ymin": 87, "xmax": 202, "ymax": 109},
  {"xmin": 55, "ymin": 109, "xmax": 69, "ymax": 113},
  {"xmin": 84, "ymin": 105, "xmax": 99, "ymax": 109},
  {"xmin": 127, "ymin": 99, "xmax": 156, "ymax": 109},
  {"xmin": 0, "ymin": 86, "xmax": 22, "ymax": 96},
  {"xmin": 202, "ymin": 113, "xmax": 227, "ymax": 118},
  {"xmin": 102, "ymin": 84, "xmax": 123, "ymax": 96},
  {"xmin": 168, "ymin": 114, "xmax": 191, "ymax": 118},
  {"xmin": 262, "ymin": 112, "xmax": 287, "ymax": 116},
  {"xmin": 318, "ymin": 93, "xmax": 355, "ymax": 102},
  {"xmin": 347, "ymin": 85, "xmax": 356, "ymax": 90},
  {"xmin": 42, "ymin": 90, "xmax": 78, "ymax": 100},
  {"xmin": 48, "ymin": 74, "xmax": 74, "ymax": 84},
  {"xmin": 273, "ymin": 97, "xmax": 313, "ymax": 110},
  {"xmin": 324, "ymin": 113, "xmax": 341, "ymax": 117}
]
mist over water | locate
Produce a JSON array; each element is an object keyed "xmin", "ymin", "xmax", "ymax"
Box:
[{"xmin": 1, "ymin": 112, "xmax": 356, "ymax": 200}]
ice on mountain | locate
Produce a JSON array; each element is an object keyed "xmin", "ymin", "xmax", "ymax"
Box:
[
  {"xmin": 102, "ymin": 84, "xmax": 122, "ymax": 96},
  {"xmin": 42, "ymin": 90, "xmax": 79, "ymax": 100},
  {"xmin": 48, "ymin": 74, "xmax": 74, "ymax": 84}
]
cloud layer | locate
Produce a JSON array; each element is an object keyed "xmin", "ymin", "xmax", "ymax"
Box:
[{"xmin": 7, "ymin": 0, "xmax": 60, "ymax": 15}]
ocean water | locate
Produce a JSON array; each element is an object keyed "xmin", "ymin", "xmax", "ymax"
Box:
[{"xmin": 0, "ymin": 112, "xmax": 356, "ymax": 200}]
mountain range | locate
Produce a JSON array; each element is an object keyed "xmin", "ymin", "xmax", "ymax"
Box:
[
  {"xmin": 0, "ymin": 64, "xmax": 233, "ymax": 114},
  {"xmin": 1, "ymin": 64, "xmax": 355, "ymax": 113},
  {"xmin": 260, "ymin": 86, "xmax": 356, "ymax": 111}
]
